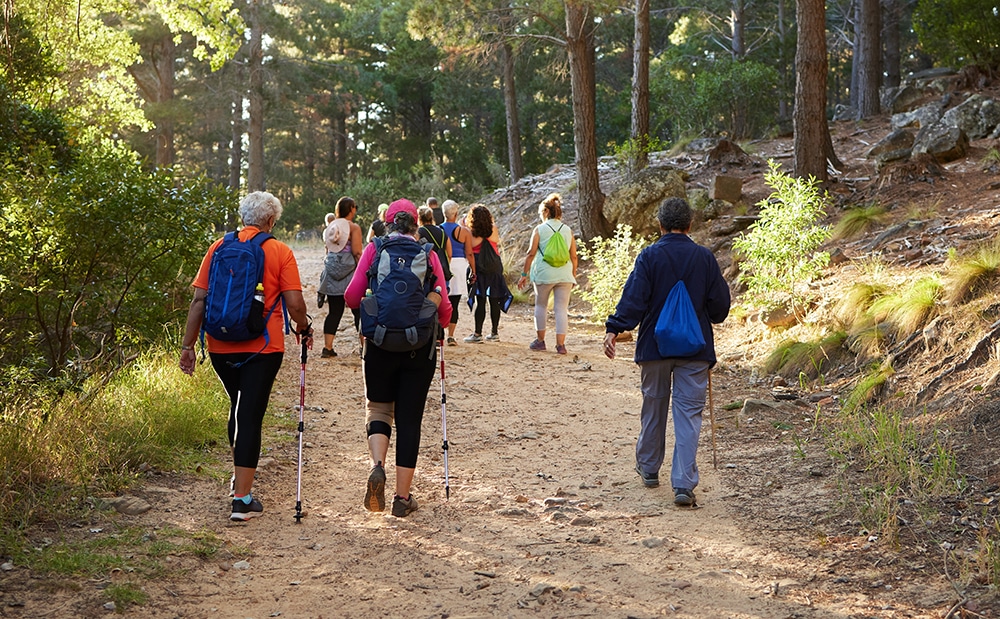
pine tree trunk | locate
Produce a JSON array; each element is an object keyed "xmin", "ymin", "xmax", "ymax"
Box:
[
  {"xmin": 630, "ymin": 0, "xmax": 650, "ymax": 173},
  {"xmin": 247, "ymin": 0, "xmax": 265, "ymax": 192},
  {"xmin": 882, "ymin": 0, "xmax": 901, "ymax": 89},
  {"xmin": 154, "ymin": 34, "xmax": 175, "ymax": 169},
  {"xmin": 855, "ymin": 0, "xmax": 882, "ymax": 118},
  {"xmin": 565, "ymin": 1, "xmax": 608, "ymax": 240},
  {"xmin": 501, "ymin": 40, "xmax": 524, "ymax": 183},
  {"xmin": 793, "ymin": 0, "xmax": 831, "ymax": 181}
]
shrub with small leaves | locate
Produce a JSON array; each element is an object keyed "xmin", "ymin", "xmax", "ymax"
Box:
[
  {"xmin": 578, "ymin": 224, "xmax": 651, "ymax": 322},
  {"xmin": 732, "ymin": 161, "xmax": 831, "ymax": 311}
]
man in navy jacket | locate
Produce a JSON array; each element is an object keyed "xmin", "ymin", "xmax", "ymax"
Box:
[{"xmin": 603, "ymin": 197, "xmax": 731, "ymax": 506}]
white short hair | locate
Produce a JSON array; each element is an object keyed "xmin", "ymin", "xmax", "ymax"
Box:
[{"xmin": 240, "ymin": 191, "xmax": 283, "ymax": 227}]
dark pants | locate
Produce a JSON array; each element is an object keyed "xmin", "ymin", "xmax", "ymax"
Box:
[
  {"xmin": 473, "ymin": 295, "xmax": 502, "ymax": 335},
  {"xmin": 324, "ymin": 294, "xmax": 360, "ymax": 336},
  {"xmin": 448, "ymin": 295, "xmax": 461, "ymax": 326},
  {"xmin": 210, "ymin": 352, "xmax": 284, "ymax": 469},
  {"xmin": 362, "ymin": 339, "xmax": 437, "ymax": 468}
]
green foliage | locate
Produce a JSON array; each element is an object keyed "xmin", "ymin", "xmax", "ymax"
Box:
[
  {"xmin": 764, "ymin": 332, "xmax": 849, "ymax": 380},
  {"xmin": 913, "ymin": 0, "xmax": 1000, "ymax": 68},
  {"xmin": 578, "ymin": 225, "xmax": 651, "ymax": 322},
  {"xmin": 731, "ymin": 161, "xmax": 831, "ymax": 311},
  {"xmin": 830, "ymin": 405, "xmax": 961, "ymax": 536},
  {"xmin": 842, "ymin": 362, "xmax": 895, "ymax": 413},
  {"xmin": 835, "ymin": 282, "xmax": 888, "ymax": 330},
  {"xmin": 0, "ymin": 346, "xmax": 228, "ymax": 532},
  {"xmin": 0, "ymin": 141, "xmax": 227, "ymax": 377},
  {"xmin": 651, "ymin": 56, "xmax": 780, "ymax": 141},
  {"xmin": 610, "ymin": 135, "xmax": 667, "ymax": 178},
  {"xmin": 945, "ymin": 240, "xmax": 1000, "ymax": 305},
  {"xmin": 831, "ymin": 203, "xmax": 887, "ymax": 240},
  {"xmin": 868, "ymin": 276, "xmax": 942, "ymax": 338}
]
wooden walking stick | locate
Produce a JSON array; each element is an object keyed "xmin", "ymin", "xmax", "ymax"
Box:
[{"xmin": 708, "ymin": 368, "xmax": 718, "ymax": 469}]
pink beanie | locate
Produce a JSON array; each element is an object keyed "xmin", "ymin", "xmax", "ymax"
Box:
[{"xmin": 385, "ymin": 199, "xmax": 417, "ymax": 224}]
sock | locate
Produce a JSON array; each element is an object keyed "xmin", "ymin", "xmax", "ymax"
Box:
[{"xmin": 235, "ymin": 494, "xmax": 252, "ymax": 504}]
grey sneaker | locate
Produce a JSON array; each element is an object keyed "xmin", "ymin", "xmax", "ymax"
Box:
[
  {"xmin": 391, "ymin": 494, "xmax": 418, "ymax": 517},
  {"xmin": 364, "ymin": 462, "xmax": 386, "ymax": 512},
  {"xmin": 464, "ymin": 334, "xmax": 483, "ymax": 343},
  {"xmin": 529, "ymin": 339, "xmax": 546, "ymax": 351},
  {"xmin": 230, "ymin": 496, "xmax": 263, "ymax": 521},
  {"xmin": 635, "ymin": 463, "xmax": 659, "ymax": 488},
  {"xmin": 485, "ymin": 333, "xmax": 500, "ymax": 341},
  {"xmin": 674, "ymin": 488, "xmax": 696, "ymax": 507}
]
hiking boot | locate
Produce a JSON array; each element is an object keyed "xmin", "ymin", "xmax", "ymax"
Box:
[
  {"xmin": 464, "ymin": 334, "xmax": 483, "ymax": 343},
  {"xmin": 529, "ymin": 339, "xmax": 546, "ymax": 351},
  {"xmin": 321, "ymin": 348, "xmax": 337, "ymax": 358},
  {"xmin": 230, "ymin": 496, "xmax": 264, "ymax": 521},
  {"xmin": 447, "ymin": 337, "xmax": 457, "ymax": 346},
  {"xmin": 556, "ymin": 344, "xmax": 567, "ymax": 355},
  {"xmin": 635, "ymin": 464, "xmax": 659, "ymax": 488},
  {"xmin": 391, "ymin": 494, "xmax": 419, "ymax": 517},
  {"xmin": 364, "ymin": 462, "xmax": 386, "ymax": 512},
  {"xmin": 485, "ymin": 333, "xmax": 500, "ymax": 342},
  {"xmin": 674, "ymin": 488, "xmax": 696, "ymax": 507}
]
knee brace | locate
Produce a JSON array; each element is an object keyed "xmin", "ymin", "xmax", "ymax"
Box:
[{"xmin": 365, "ymin": 400, "xmax": 394, "ymax": 437}]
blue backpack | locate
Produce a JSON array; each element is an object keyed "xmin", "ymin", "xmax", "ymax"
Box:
[
  {"xmin": 653, "ymin": 253, "xmax": 706, "ymax": 358},
  {"xmin": 360, "ymin": 236, "xmax": 439, "ymax": 352},
  {"xmin": 201, "ymin": 231, "xmax": 286, "ymax": 360}
]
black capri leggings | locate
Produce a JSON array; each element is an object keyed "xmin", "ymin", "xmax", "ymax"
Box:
[
  {"xmin": 363, "ymin": 339, "xmax": 437, "ymax": 469},
  {"xmin": 324, "ymin": 294, "xmax": 361, "ymax": 336},
  {"xmin": 210, "ymin": 352, "xmax": 284, "ymax": 469},
  {"xmin": 448, "ymin": 294, "xmax": 461, "ymax": 326},
  {"xmin": 474, "ymin": 294, "xmax": 503, "ymax": 335}
]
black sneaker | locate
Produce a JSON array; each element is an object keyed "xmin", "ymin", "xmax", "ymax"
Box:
[
  {"xmin": 364, "ymin": 462, "xmax": 386, "ymax": 512},
  {"xmin": 321, "ymin": 348, "xmax": 337, "ymax": 358},
  {"xmin": 391, "ymin": 494, "xmax": 418, "ymax": 517},
  {"xmin": 635, "ymin": 463, "xmax": 659, "ymax": 488},
  {"xmin": 674, "ymin": 488, "xmax": 696, "ymax": 507},
  {"xmin": 230, "ymin": 496, "xmax": 263, "ymax": 521}
]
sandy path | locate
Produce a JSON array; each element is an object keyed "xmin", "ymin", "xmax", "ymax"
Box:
[{"xmin": 77, "ymin": 243, "xmax": 951, "ymax": 618}]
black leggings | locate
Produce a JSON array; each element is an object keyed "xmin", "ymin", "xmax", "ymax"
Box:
[
  {"xmin": 324, "ymin": 294, "xmax": 360, "ymax": 336},
  {"xmin": 474, "ymin": 295, "xmax": 502, "ymax": 336},
  {"xmin": 363, "ymin": 339, "xmax": 437, "ymax": 469},
  {"xmin": 210, "ymin": 352, "xmax": 284, "ymax": 469},
  {"xmin": 448, "ymin": 295, "xmax": 461, "ymax": 326}
]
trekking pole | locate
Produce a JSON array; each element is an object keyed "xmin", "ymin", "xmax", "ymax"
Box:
[
  {"xmin": 708, "ymin": 368, "xmax": 718, "ymax": 470},
  {"xmin": 438, "ymin": 340, "xmax": 451, "ymax": 500},
  {"xmin": 294, "ymin": 327, "xmax": 309, "ymax": 523}
]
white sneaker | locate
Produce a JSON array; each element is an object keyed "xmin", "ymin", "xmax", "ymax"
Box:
[
  {"xmin": 485, "ymin": 333, "xmax": 500, "ymax": 342},
  {"xmin": 464, "ymin": 334, "xmax": 483, "ymax": 343}
]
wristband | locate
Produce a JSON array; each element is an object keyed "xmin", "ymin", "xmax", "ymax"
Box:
[
  {"xmin": 520, "ymin": 272, "xmax": 527, "ymax": 277},
  {"xmin": 181, "ymin": 345, "xmax": 194, "ymax": 351}
]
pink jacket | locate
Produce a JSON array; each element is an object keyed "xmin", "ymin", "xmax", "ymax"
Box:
[{"xmin": 345, "ymin": 235, "xmax": 453, "ymax": 329}]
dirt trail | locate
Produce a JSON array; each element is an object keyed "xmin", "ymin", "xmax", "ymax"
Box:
[{"xmin": 27, "ymin": 243, "xmax": 957, "ymax": 619}]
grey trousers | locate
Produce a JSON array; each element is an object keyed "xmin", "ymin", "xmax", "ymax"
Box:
[{"xmin": 636, "ymin": 359, "xmax": 710, "ymax": 491}]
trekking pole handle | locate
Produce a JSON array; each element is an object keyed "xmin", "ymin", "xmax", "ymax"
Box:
[{"xmin": 298, "ymin": 324, "xmax": 313, "ymax": 364}]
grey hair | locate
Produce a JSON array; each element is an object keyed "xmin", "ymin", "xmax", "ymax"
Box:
[
  {"xmin": 442, "ymin": 199, "xmax": 459, "ymax": 219},
  {"xmin": 240, "ymin": 191, "xmax": 283, "ymax": 227},
  {"xmin": 325, "ymin": 212, "xmax": 336, "ymax": 225},
  {"xmin": 657, "ymin": 197, "xmax": 692, "ymax": 232}
]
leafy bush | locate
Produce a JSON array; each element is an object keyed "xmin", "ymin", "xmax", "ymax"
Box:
[
  {"xmin": 731, "ymin": 161, "xmax": 831, "ymax": 311},
  {"xmin": 913, "ymin": 0, "xmax": 1000, "ymax": 68},
  {"xmin": 578, "ymin": 224, "xmax": 651, "ymax": 321},
  {"xmin": 652, "ymin": 56, "xmax": 779, "ymax": 141},
  {"xmin": 0, "ymin": 142, "xmax": 227, "ymax": 378},
  {"xmin": 610, "ymin": 135, "xmax": 666, "ymax": 178}
]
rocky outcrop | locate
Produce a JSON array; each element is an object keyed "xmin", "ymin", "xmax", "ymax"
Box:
[
  {"xmin": 913, "ymin": 125, "xmax": 970, "ymax": 162},
  {"xmin": 867, "ymin": 129, "xmax": 915, "ymax": 166},
  {"xmin": 603, "ymin": 166, "xmax": 687, "ymax": 238}
]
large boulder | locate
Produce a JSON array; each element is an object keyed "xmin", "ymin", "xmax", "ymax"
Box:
[
  {"xmin": 890, "ymin": 103, "xmax": 943, "ymax": 131},
  {"xmin": 913, "ymin": 124, "xmax": 970, "ymax": 162},
  {"xmin": 867, "ymin": 128, "xmax": 915, "ymax": 166},
  {"xmin": 603, "ymin": 166, "xmax": 687, "ymax": 237},
  {"xmin": 940, "ymin": 94, "xmax": 1000, "ymax": 140}
]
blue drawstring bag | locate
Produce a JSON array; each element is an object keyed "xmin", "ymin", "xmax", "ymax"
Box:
[{"xmin": 653, "ymin": 255, "xmax": 705, "ymax": 358}]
